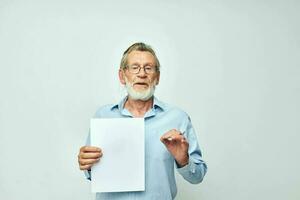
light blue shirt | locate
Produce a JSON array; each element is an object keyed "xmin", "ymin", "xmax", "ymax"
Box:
[{"xmin": 84, "ymin": 96, "xmax": 207, "ymax": 200}]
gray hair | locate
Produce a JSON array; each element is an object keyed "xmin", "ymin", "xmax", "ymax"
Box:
[{"xmin": 120, "ymin": 42, "xmax": 160, "ymax": 72}]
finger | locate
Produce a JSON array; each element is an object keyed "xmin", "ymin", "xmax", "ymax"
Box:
[
  {"xmin": 164, "ymin": 133, "xmax": 184, "ymax": 142},
  {"xmin": 161, "ymin": 137, "xmax": 187, "ymax": 148},
  {"xmin": 81, "ymin": 146, "xmax": 102, "ymax": 153},
  {"xmin": 79, "ymin": 158, "xmax": 100, "ymax": 165},
  {"xmin": 181, "ymin": 138, "xmax": 189, "ymax": 145},
  {"xmin": 160, "ymin": 137, "xmax": 171, "ymax": 145},
  {"xmin": 80, "ymin": 152, "xmax": 103, "ymax": 159},
  {"xmin": 172, "ymin": 133, "xmax": 184, "ymax": 140},
  {"xmin": 79, "ymin": 164, "xmax": 92, "ymax": 170},
  {"xmin": 161, "ymin": 137, "xmax": 180, "ymax": 146},
  {"xmin": 181, "ymin": 137, "xmax": 187, "ymax": 142},
  {"xmin": 160, "ymin": 129, "xmax": 179, "ymax": 140}
]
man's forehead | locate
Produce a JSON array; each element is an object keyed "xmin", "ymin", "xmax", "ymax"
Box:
[{"xmin": 127, "ymin": 50, "xmax": 156, "ymax": 64}]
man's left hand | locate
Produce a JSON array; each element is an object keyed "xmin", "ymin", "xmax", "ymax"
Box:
[{"xmin": 160, "ymin": 129, "xmax": 189, "ymax": 167}]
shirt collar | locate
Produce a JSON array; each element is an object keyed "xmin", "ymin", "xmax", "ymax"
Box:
[{"xmin": 110, "ymin": 95, "xmax": 166, "ymax": 112}]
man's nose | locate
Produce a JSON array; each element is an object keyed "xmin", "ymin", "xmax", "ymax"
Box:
[{"xmin": 137, "ymin": 67, "xmax": 147, "ymax": 77}]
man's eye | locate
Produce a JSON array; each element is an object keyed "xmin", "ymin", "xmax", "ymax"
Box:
[
  {"xmin": 145, "ymin": 66, "xmax": 153, "ymax": 70},
  {"xmin": 131, "ymin": 66, "xmax": 139, "ymax": 70}
]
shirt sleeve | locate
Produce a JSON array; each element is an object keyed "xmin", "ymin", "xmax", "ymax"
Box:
[{"xmin": 176, "ymin": 115, "xmax": 207, "ymax": 184}]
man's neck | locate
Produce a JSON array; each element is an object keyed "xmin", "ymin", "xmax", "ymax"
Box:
[{"xmin": 124, "ymin": 96, "xmax": 154, "ymax": 118}]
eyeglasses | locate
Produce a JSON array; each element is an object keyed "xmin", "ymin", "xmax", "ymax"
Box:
[{"xmin": 126, "ymin": 64, "xmax": 157, "ymax": 74}]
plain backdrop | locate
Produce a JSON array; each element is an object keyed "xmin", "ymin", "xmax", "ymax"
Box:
[{"xmin": 0, "ymin": 0, "xmax": 299, "ymax": 200}]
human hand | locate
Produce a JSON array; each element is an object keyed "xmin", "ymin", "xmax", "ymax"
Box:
[
  {"xmin": 160, "ymin": 129, "xmax": 189, "ymax": 167},
  {"xmin": 78, "ymin": 146, "xmax": 102, "ymax": 170}
]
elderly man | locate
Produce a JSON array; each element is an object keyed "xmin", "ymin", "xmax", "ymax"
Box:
[{"xmin": 78, "ymin": 42, "xmax": 207, "ymax": 199}]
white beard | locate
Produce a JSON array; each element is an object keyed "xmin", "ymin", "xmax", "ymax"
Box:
[{"xmin": 124, "ymin": 77, "xmax": 156, "ymax": 101}]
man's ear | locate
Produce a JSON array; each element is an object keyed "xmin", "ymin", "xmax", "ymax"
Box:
[
  {"xmin": 119, "ymin": 69, "xmax": 126, "ymax": 85},
  {"xmin": 155, "ymin": 72, "xmax": 160, "ymax": 85}
]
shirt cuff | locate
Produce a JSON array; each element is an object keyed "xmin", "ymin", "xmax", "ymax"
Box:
[
  {"xmin": 176, "ymin": 158, "xmax": 196, "ymax": 174},
  {"xmin": 84, "ymin": 169, "xmax": 91, "ymax": 180}
]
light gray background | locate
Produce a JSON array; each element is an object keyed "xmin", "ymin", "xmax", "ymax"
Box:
[{"xmin": 0, "ymin": 0, "xmax": 299, "ymax": 200}]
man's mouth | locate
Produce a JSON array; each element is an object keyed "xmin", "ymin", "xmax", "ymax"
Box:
[{"xmin": 134, "ymin": 82, "xmax": 149, "ymax": 86}]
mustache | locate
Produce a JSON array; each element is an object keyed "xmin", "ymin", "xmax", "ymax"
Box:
[
  {"xmin": 124, "ymin": 76, "xmax": 157, "ymax": 87},
  {"xmin": 133, "ymin": 78, "xmax": 151, "ymax": 84},
  {"xmin": 130, "ymin": 79, "xmax": 152, "ymax": 86}
]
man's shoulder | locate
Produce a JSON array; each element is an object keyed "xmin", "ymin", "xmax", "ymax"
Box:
[
  {"xmin": 93, "ymin": 104, "xmax": 116, "ymax": 118},
  {"xmin": 159, "ymin": 100, "xmax": 190, "ymax": 118}
]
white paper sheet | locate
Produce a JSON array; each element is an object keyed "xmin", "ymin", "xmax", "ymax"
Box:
[{"xmin": 90, "ymin": 118, "xmax": 145, "ymax": 193}]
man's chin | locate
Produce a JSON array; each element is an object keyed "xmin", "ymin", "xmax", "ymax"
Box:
[
  {"xmin": 133, "ymin": 85, "xmax": 149, "ymax": 91},
  {"xmin": 125, "ymin": 81, "xmax": 155, "ymax": 101},
  {"xmin": 128, "ymin": 89, "xmax": 154, "ymax": 101}
]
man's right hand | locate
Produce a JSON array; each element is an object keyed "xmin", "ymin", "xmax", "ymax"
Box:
[{"xmin": 78, "ymin": 146, "xmax": 102, "ymax": 170}]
